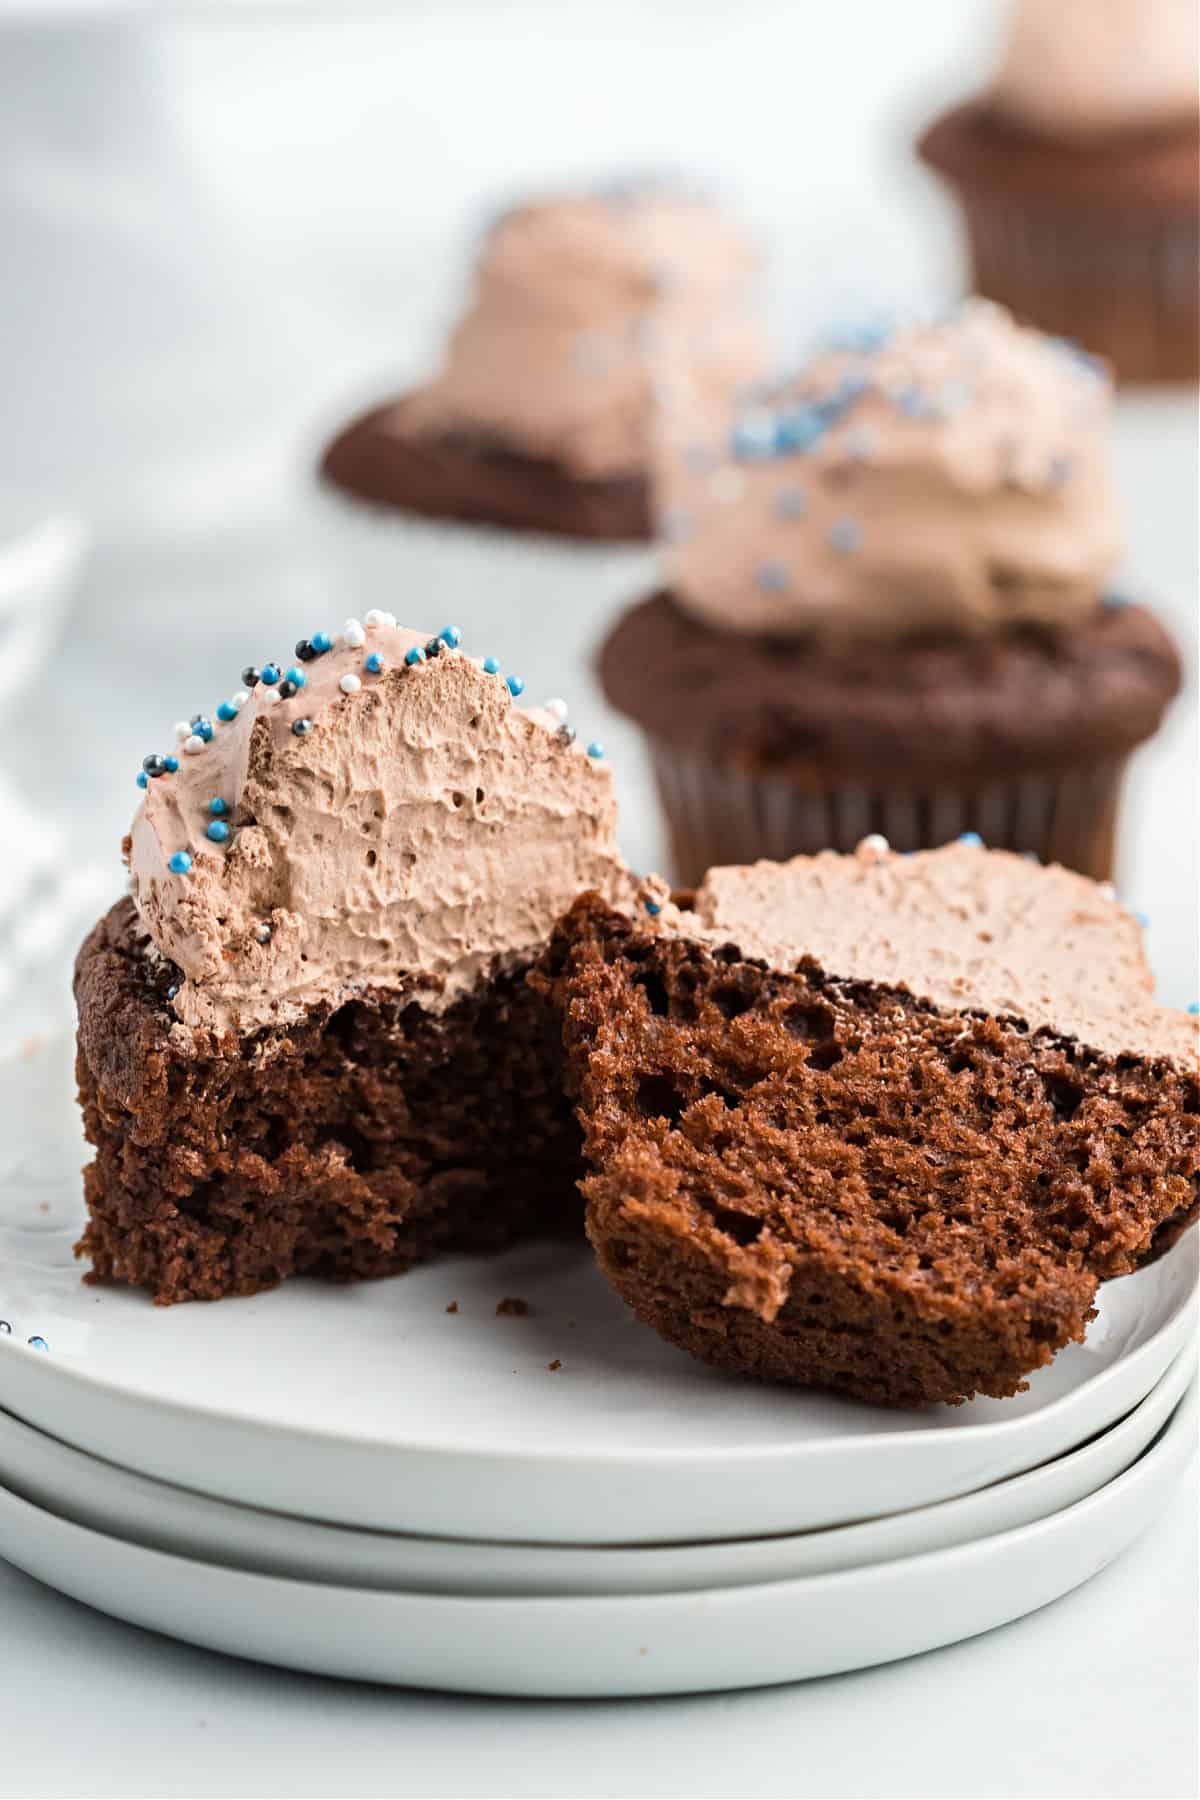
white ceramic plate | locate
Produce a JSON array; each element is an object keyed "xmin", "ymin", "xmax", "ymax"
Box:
[
  {"xmin": 0, "ymin": 1380, "xmax": 1193, "ymax": 1697},
  {"xmin": 1, "ymin": 1036, "xmax": 1196, "ymax": 1543},
  {"xmin": 0, "ymin": 1339, "xmax": 1191, "ymax": 1597}
]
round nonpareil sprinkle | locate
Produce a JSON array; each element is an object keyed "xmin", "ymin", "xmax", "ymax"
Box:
[
  {"xmin": 292, "ymin": 718, "xmax": 313, "ymax": 736},
  {"xmin": 586, "ymin": 740, "xmax": 605, "ymax": 759},
  {"xmin": 259, "ymin": 665, "xmax": 281, "ymax": 687},
  {"xmin": 544, "ymin": 698, "xmax": 568, "ymax": 723},
  {"xmin": 208, "ymin": 797, "xmax": 227, "ymax": 815},
  {"xmin": 439, "ymin": 625, "xmax": 462, "ymax": 648},
  {"xmin": 206, "ymin": 819, "xmax": 230, "ymax": 843},
  {"xmin": 183, "ymin": 734, "xmax": 207, "ymax": 754},
  {"xmin": 217, "ymin": 701, "xmax": 238, "ymax": 722},
  {"xmin": 404, "ymin": 646, "xmax": 425, "ymax": 667},
  {"xmin": 339, "ymin": 673, "xmax": 361, "ymax": 695},
  {"xmin": 482, "ymin": 656, "xmax": 500, "ymax": 675},
  {"xmin": 311, "ymin": 631, "xmax": 333, "ymax": 654},
  {"xmin": 957, "ymin": 831, "xmax": 983, "ymax": 848},
  {"xmin": 343, "ymin": 619, "xmax": 365, "ymax": 648},
  {"xmin": 136, "ymin": 771, "xmax": 148, "ymax": 789},
  {"xmin": 365, "ymin": 652, "xmax": 385, "ymax": 674},
  {"xmin": 168, "ymin": 850, "xmax": 193, "ymax": 874},
  {"xmin": 506, "ymin": 674, "xmax": 525, "ymax": 697}
]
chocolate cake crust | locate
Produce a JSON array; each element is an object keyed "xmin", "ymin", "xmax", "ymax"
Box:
[
  {"xmin": 75, "ymin": 899, "xmax": 583, "ymax": 1304},
  {"xmin": 545, "ymin": 895, "xmax": 1199, "ymax": 1408},
  {"xmin": 320, "ymin": 396, "xmax": 651, "ymax": 542},
  {"xmin": 599, "ymin": 591, "xmax": 1182, "ymax": 783}
]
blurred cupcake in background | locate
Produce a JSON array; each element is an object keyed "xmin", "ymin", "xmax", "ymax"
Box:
[
  {"xmin": 599, "ymin": 300, "xmax": 1181, "ymax": 885},
  {"xmin": 919, "ymin": 0, "xmax": 1199, "ymax": 384},
  {"xmin": 317, "ymin": 181, "xmax": 766, "ymax": 673}
]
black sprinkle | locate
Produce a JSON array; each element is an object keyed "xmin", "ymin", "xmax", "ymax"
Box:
[
  {"xmin": 294, "ymin": 639, "xmax": 316, "ymax": 662},
  {"xmin": 278, "ymin": 679, "xmax": 299, "ymax": 699},
  {"xmin": 241, "ymin": 666, "xmax": 261, "ymax": 688},
  {"xmin": 556, "ymin": 724, "xmax": 576, "ymax": 746},
  {"xmin": 142, "ymin": 754, "xmax": 167, "ymax": 777},
  {"xmin": 424, "ymin": 638, "xmax": 443, "ymax": 658},
  {"xmin": 292, "ymin": 718, "xmax": 313, "ymax": 737}
]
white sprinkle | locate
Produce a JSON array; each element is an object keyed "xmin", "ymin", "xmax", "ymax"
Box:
[
  {"xmin": 364, "ymin": 609, "xmax": 386, "ymax": 627},
  {"xmin": 183, "ymin": 734, "xmax": 206, "ymax": 755},
  {"xmin": 859, "ymin": 833, "xmax": 890, "ymax": 857},
  {"xmin": 380, "ymin": 611, "xmax": 397, "ymax": 628},
  {"xmin": 232, "ymin": 689, "xmax": 250, "ymax": 709},
  {"xmin": 260, "ymin": 686, "xmax": 280, "ymax": 706},
  {"xmin": 709, "ymin": 468, "xmax": 746, "ymax": 504},
  {"xmin": 340, "ymin": 673, "xmax": 361, "ymax": 695},
  {"xmin": 173, "ymin": 720, "xmax": 191, "ymax": 742},
  {"xmin": 1097, "ymin": 881, "xmax": 1117, "ymax": 901},
  {"xmin": 544, "ymin": 698, "xmax": 569, "ymax": 723},
  {"xmin": 343, "ymin": 618, "xmax": 365, "ymax": 648}
]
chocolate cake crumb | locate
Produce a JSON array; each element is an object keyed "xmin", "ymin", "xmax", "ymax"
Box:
[
  {"xmin": 548, "ymin": 1358, "xmax": 562, "ymax": 1371},
  {"xmin": 544, "ymin": 894, "xmax": 1199, "ymax": 1408},
  {"xmin": 445, "ymin": 1301, "xmax": 459, "ymax": 1314},
  {"xmin": 74, "ymin": 899, "xmax": 584, "ymax": 1305},
  {"xmin": 496, "ymin": 1296, "xmax": 530, "ymax": 1317}
]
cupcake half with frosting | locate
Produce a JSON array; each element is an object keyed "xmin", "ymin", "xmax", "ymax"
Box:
[
  {"xmin": 75, "ymin": 616, "xmax": 633, "ymax": 1303},
  {"xmin": 315, "ymin": 181, "xmax": 765, "ymax": 700},
  {"xmin": 599, "ymin": 300, "xmax": 1181, "ymax": 883},
  {"xmin": 919, "ymin": 0, "xmax": 1199, "ymax": 383}
]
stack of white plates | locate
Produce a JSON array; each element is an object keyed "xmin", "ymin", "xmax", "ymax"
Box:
[{"xmin": 0, "ymin": 1038, "xmax": 1195, "ymax": 1696}]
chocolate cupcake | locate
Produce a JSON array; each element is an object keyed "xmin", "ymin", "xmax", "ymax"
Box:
[
  {"xmin": 547, "ymin": 840, "xmax": 1199, "ymax": 1406},
  {"xmin": 75, "ymin": 617, "xmax": 629, "ymax": 1303},
  {"xmin": 919, "ymin": 0, "xmax": 1199, "ymax": 383},
  {"xmin": 316, "ymin": 183, "xmax": 765, "ymax": 654},
  {"xmin": 600, "ymin": 301, "xmax": 1181, "ymax": 885}
]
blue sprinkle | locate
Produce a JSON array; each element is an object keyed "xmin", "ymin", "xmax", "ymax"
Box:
[
  {"xmin": 206, "ymin": 819, "xmax": 230, "ymax": 844},
  {"xmin": 208, "ymin": 797, "xmax": 227, "ymax": 815},
  {"xmin": 259, "ymin": 664, "xmax": 281, "ymax": 686},
  {"xmin": 136, "ymin": 770, "xmax": 149, "ymax": 789},
  {"xmin": 731, "ymin": 411, "xmax": 776, "ymax": 460},
  {"xmin": 506, "ymin": 674, "xmax": 525, "ymax": 697},
  {"xmin": 482, "ymin": 656, "xmax": 501, "ymax": 675},
  {"xmin": 897, "ymin": 386, "xmax": 929, "ymax": 419},
  {"xmin": 644, "ymin": 899, "xmax": 661, "ymax": 916},
  {"xmin": 825, "ymin": 319, "xmax": 892, "ymax": 354},
  {"xmin": 1136, "ymin": 911, "xmax": 1150, "ymax": 929},
  {"xmin": 772, "ymin": 485, "xmax": 807, "ymax": 522},
  {"xmin": 164, "ymin": 755, "xmax": 179, "ymax": 773},
  {"xmin": 774, "ymin": 406, "xmax": 825, "ymax": 454},
  {"xmin": 284, "ymin": 666, "xmax": 307, "ymax": 689},
  {"xmin": 404, "ymin": 646, "xmax": 425, "ymax": 667},
  {"xmin": 365, "ymin": 651, "xmax": 385, "ymax": 674},
  {"xmin": 217, "ymin": 701, "xmax": 238, "ymax": 722},
  {"xmin": 310, "ymin": 631, "xmax": 333, "ymax": 654},
  {"xmin": 27, "ymin": 1335, "xmax": 48, "ymax": 1352},
  {"xmin": 439, "ymin": 625, "xmax": 462, "ymax": 648},
  {"xmin": 1187, "ymin": 1003, "xmax": 1199, "ymax": 1016},
  {"xmin": 829, "ymin": 518, "xmax": 863, "ymax": 554},
  {"xmin": 1102, "ymin": 591, "xmax": 1129, "ymax": 612},
  {"xmin": 194, "ymin": 718, "xmax": 214, "ymax": 742},
  {"xmin": 586, "ymin": 741, "xmax": 605, "ymax": 760},
  {"xmin": 168, "ymin": 851, "xmax": 192, "ymax": 875},
  {"xmin": 754, "ymin": 561, "xmax": 789, "ymax": 594},
  {"xmin": 957, "ymin": 831, "xmax": 983, "ymax": 848}
]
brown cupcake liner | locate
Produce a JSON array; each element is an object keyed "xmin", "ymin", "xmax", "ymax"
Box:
[
  {"xmin": 956, "ymin": 193, "xmax": 1199, "ymax": 384},
  {"xmin": 649, "ymin": 744, "xmax": 1129, "ymax": 886}
]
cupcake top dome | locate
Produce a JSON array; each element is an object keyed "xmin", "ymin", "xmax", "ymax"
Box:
[
  {"xmin": 653, "ymin": 299, "xmax": 1122, "ymax": 645},
  {"xmin": 991, "ymin": 0, "xmax": 1199, "ymax": 140},
  {"xmin": 400, "ymin": 180, "xmax": 765, "ymax": 480},
  {"xmin": 127, "ymin": 620, "xmax": 626, "ymax": 1036}
]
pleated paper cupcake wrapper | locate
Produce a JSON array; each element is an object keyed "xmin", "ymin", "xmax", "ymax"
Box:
[
  {"xmin": 650, "ymin": 742, "xmax": 1129, "ymax": 887},
  {"xmin": 312, "ymin": 484, "xmax": 656, "ymax": 723},
  {"xmin": 960, "ymin": 194, "xmax": 1199, "ymax": 385}
]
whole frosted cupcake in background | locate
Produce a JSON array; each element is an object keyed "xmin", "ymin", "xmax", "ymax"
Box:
[
  {"xmin": 599, "ymin": 300, "xmax": 1182, "ymax": 884},
  {"xmin": 918, "ymin": 0, "xmax": 1199, "ymax": 383}
]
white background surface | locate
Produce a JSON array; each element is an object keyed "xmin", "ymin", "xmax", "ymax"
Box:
[{"xmin": 0, "ymin": 4, "xmax": 1196, "ymax": 1796}]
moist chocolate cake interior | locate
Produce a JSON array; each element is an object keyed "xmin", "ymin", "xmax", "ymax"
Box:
[
  {"xmin": 546, "ymin": 895, "xmax": 1198, "ymax": 1408},
  {"xmin": 76, "ymin": 900, "xmax": 583, "ymax": 1306}
]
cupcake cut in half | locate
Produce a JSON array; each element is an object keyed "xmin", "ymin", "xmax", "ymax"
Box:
[
  {"xmin": 321, "ymin": 181, "xmax": 766, "ymax": 543},
  {"xmin": 601, "ymin": 300, "xmax": 1181, "ymax": 884},
  {"xmin": 75, "ymin": 620, "xmax": 629, "ymax": 1304},
  {"xmin": 545, "ymin": 841, "xmax": 1199, "ymax": 1407}
]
